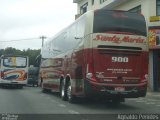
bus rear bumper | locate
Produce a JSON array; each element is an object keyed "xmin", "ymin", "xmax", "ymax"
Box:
[
  {"xmin": 84, "ymin": 80, "xmax": 147, "ymax": 98},
  {"xmin": 0, "ymin": 80, "xmax": 27, "ymax": 88}
]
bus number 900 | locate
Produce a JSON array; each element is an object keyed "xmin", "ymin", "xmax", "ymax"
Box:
[{"xmin": 112, "ymin": 57, "xmax": 128, "ymax": 63}]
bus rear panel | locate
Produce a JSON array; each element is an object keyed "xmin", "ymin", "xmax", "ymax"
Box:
[
  {"xmin": 0, "ymin": 55, "xmax": 28, "ymax": 88},
  {"xmin": 84, "ymin": 10, "xmax": 148, "ymax": 99}
]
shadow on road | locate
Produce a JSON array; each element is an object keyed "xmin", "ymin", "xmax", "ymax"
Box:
[
  {"xmin": 0, "ymin": 85, "xmax": 24, "ymax": 89},
  {"xmin": 39, "ymin": 89, "xmax": 140, "ymax": 112},
  {"xmin": 75, "ymin": 98, "xmax": 139, "ymax": 110}
]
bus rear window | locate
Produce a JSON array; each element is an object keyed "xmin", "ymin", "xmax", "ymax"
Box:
[
  {"xmin": 3, "ymin": 57, "xmax": 27, "ymax": 68},
  {"xmin": 93, "ymin": 10, "xmax": 147, "ymax": 36}
]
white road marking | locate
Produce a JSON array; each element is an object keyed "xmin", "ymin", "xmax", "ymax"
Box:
[
  {"xmin": 40, "ymin": 94, "xmax": 45, "ymax": 97},
  {"xmin": 156, "ymin": 105, "xmax": 160, "ymax": 107},
  {"xmin": 58, "ymin": 104, "xmax": 66, "ymax": 107},
  {"xmin": 135, "ymin": 100, "xmax": 144, "ymax": 103},
  {"xmin": 68, "ymin": 110, "xmax": 80, "ymax": 114},
  {"xmin": 146, "ymin": 102, "xmax": 155, "ymax": 105},
  {"xmin": 152, "ymin": 94, "xmax": 160, "ymax": 97},
  {"xmin": 147, "ymin": 99, "xmax": 159, "ymax": 102},
  {"xmin": 128, "ymin": 98, "xmax": 145, "ymax": 101},
  {"xmin": 51, "ymin": 100, "xmax": 57, "ymax": 103},
  {"xmin": 138, "ymin": 98, "xmax": 145, "ymax": 100},
  {"xmin": 46, "ymin": 97, "xmax": 51, "ymax": 99},
  {"xmin": 127, "ymin": 98, "xmax": 137, "ymax": 101}
]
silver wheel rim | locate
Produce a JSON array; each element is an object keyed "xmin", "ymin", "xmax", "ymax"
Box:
[
  {"xmin": 67, "ymin": 83, "xmax": 71, "ymax": 100},
  {"xmin": 61, "ymin": 84, "xmax": 64, "ymax": 97}
]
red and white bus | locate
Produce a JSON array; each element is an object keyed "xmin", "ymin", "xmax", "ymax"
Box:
[{"xmin": 40, "ymin": 10, "xmax": 148, "ymax": 103}]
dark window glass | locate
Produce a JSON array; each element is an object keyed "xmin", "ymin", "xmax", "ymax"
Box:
[
  {"xmin": 100, "ymin": 0, "xmax": 102, "ymax": 4},
  {"xmin": 80, "ymin": 3, "xmax": 88, "ymax": 14},
  {"xmin": 93, "ymin": 10, "xmax": 147, "ymax": 36},
  {"xmin": 100, "ymin": 0, "xmax": 106, "ymax": 4},
  {"xmin": 92, "ymin": 0, "xmax": 94, "ymax": 5},
  {"xmin": 128, "ymin": 5, "xmax": 141, "ymax": 13},
  {"xmin": 157, "ymin": 0, "xmax": 160, "ymax": 16},
  {"xmin": 3, "ymin": 57, "xmax": 27, "ymax": 68}
]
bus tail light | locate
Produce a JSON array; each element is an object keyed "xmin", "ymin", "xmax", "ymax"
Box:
[
  {"xmin": 86, "ymin": 63, "xmax": 96, "ymax": 82},
  {"xmin": 86, "ymin": 73, "xmax": 93, "ymax": 79},
  {"xmin": 86, "ymin": 72, "xmax": 96, "ymax": 81},
  {"xmin": 1, "ymin": 71, "xmax": 4, "ymax": 79},
  {"xmin": 141, "ymin": 74, "xmax": 148, "ymax": 82},
  {"xmin": 23, "ymin": 72, "xmax": 28, "ymax": 80}
]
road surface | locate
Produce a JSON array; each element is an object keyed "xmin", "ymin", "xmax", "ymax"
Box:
[{"xmin": 0, "ymin": 86, "xmax": 159, "ymax": 120}]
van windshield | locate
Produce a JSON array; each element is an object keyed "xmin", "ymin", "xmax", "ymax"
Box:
[{"xmin": 93, "ymin": 10, "xmax": 147, "ymax": 36}]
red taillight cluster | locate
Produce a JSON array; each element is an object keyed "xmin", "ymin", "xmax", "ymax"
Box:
[
  {"xmin": 141, "ymin": 74, "xmax": 148, "ymax": 83},
  {"xmin": 23, "ymin": 72, "xmax": 28, "ymax": 80},
  {"xmin": 86, "ymin": 62, "xmax": 96, "ymax": 82},
  {"xmin": 86, "ymin": 72, "xmax": 96, "ymax": 81},
  {"xmin": 1, "ymin": 71, "xmax": 4, "ymax": 79}
]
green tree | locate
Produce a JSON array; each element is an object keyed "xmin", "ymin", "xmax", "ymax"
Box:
[{"xmin": 0, "ymin": 47, "xmax": 41, "ymax": 66}]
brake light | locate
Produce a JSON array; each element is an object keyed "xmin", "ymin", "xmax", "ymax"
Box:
[
  {"xmin": 86, "ymin": 63, "xmax": 96, "ymax": 81},
  {"xmin": 86, "ymin": 73, "xmax": 93, "ymax": 79},
  {"xmin": 141, "ymin": 74, "xmax": 148, "ymax": 82},
  {"xmin": 1, "ymin": 71, "xmax": 4, "ymax": 79},
  {"xmin": 23, "ymin": 72, "xmax": 28, "ymax": 80}
]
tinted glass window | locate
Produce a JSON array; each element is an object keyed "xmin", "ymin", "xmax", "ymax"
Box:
[
  {"xmin": 3, "ymin": 57, "xmax": 27, "ymax": 68},
  {"xmin": 93, "ymin": 10, "xmax": 146, "ymax": 36},
  {"xmin": 128, "ymin": 5, "xmax": 141, "ymax": 13},
  {"xmin": 157, "ymin": 0, "xmax": 160, "ymax": 16}
]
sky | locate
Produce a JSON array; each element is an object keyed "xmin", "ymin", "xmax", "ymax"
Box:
[{"xmin": 0, "ymin": 0, "xmax": 77, "ymax": 50}]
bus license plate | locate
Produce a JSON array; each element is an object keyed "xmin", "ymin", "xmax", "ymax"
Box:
[{"xmin": 115, "ymin": 87, "xmax": 125, "ymax": 92}]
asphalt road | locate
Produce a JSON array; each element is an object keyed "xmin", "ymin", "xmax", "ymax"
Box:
[{"xmin": 0, "ymin": 86, "xmax": 159, "ymax": 120}]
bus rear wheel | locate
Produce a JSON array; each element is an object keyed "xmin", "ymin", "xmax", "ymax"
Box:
[
  {"xmin": 66, "ymin": 81, "xmax": 77, "ymax": 103},
  {"xmin": 60, "ymin": 80, "xmax": 67, "ymax": 101}
]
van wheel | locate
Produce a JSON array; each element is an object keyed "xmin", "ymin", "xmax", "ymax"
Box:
[
  {"xmin": 67, "ymin": 81, "xmax": 77, "ymax": 103},
  {"xmin": 60, "ymin": 80, "xmax": 67, "ymax": 101}
]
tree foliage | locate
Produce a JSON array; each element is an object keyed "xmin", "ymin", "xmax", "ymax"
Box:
[{"xmin": 0, "ymin": 47, "xmax": 41, "ymax": 66}]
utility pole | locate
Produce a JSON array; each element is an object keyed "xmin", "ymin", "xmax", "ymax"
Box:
[{"xmin": 40, "ymin": 36, "xmax": 47, "ymax": 47}]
